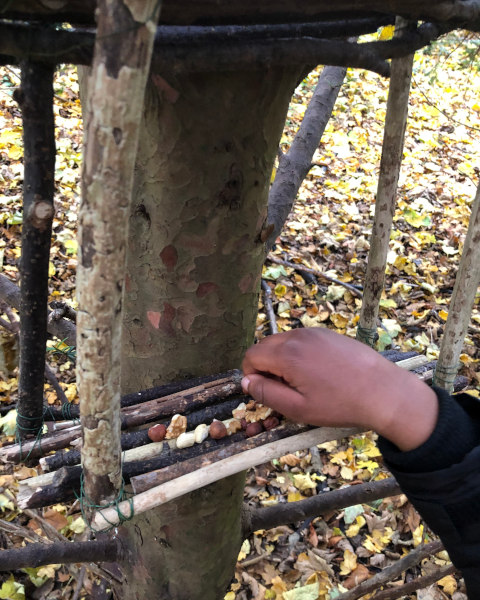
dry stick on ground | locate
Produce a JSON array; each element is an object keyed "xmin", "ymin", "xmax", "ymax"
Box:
[
  {"xmin": 335, "ymin": 540, "xmax": 445, "ymax": 600},
  {"xmin": 265, "ymin": 65, "xmax": 347, "ymax": 250},
  {"xmin": 92, "ymin": 426, "xmax": 359, "ymax": 530},
  {"xmin": 77, "ymin": 0, "xmax": 160, "ymax": 510},
  {"xmin": 243, "ymin": 478, "xmax": 402, "ymax": 535},
  {"xmin": 370, "ymin": 564, "xmax": 457, "ymax": 600},
  {"xmin": 261, "ymin": 279, "xmax": 279, "ymax": 335},
  {"xmin": 0, "ymin": 274, "xmax": 76, "ymax": 347},
  {"xmin": 268, "ymin": 255, "xmax": 363, "ymax": 297},
  {"xmin": 356, "ymin": 17, "xmax": 415, "ymax": 348},
  {"xmin": 14, "ymin": 61, "xmax": 56, "ymax": 439},
  {"xmin": 44, "ymin": 363, "xmax": 69, "ymax": 405},
  {"xmin": 434, "ymin": 181, "xmax": 480, "ymax": 391}
]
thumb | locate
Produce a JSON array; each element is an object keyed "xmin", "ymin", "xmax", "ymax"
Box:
[{"xmin": 241, "ymin": 373, "xmax": 305, "ymax": 420}]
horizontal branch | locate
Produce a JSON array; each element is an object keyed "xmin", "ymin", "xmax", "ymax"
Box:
[
  {"xmin": 0, "ymin": 20, "xmax": 449, "ymax": 75},
  {"xmin": 92, "ymin": 426, "xmax": 358, "ymax": 530},
  {"xmin": 3, "ymin": 1, "xmax": 480, "ymax": 29},
  {"xmin": 0, "ymin": 538, "xmax": 120, "ymax": 571},
  {"xmin": 244, "ymin": 478, "xmax": 402, "ymax": 535}
]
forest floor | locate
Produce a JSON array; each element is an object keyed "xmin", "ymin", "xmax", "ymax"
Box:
[{"xmin": 0, "ymin": 29, "xmax": 479, "ymax": 600}]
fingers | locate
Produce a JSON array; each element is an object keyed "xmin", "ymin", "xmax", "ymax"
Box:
[
  {"xmin": 241, "ymin": 373, "xmax": 306, "ymax": 421},
  {"xmin": 241, "ymin": 333, "xmax": 291, "ymax": 377}
]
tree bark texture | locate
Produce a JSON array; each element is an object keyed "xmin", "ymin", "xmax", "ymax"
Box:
[
  {"xmin": 15, "ymin": 61, "xmax": 55, "ymax": 439},
  {"xmin": 116, "ymin": 67, "xmax": 301, "ymax": 599},
  {"xmin": 357, "ymin": 18, "xmax": 414, "ymax": 347},
  {"xmin": 5, "ymin": 1, "xmax": 480, "ymax": 29},
  {"xmin": 77, "ymin": 0, "xmax": 160, "ymax": 507},
  {"xmin": 434, "ymin": 181, "xmax": 480, "ymax": 391},
  {"xmin": 266, "ymin": 65, "xmax": 347, "ymax": 250}
]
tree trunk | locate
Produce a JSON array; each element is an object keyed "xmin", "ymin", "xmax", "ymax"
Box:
[{"xmin": 116, "ymin": 68, "xmax": 301, "ymax": 599}]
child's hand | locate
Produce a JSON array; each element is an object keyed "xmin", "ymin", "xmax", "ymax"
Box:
[{"xmin": 242, "ymin": 328, "xmax": 438, "ymax": 451}]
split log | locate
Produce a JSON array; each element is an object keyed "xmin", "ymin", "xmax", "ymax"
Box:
[
  {"xmin": 76, "ymin": 0, "xmax": 161, "ymax": 508},
  {"xmin": 15, "ymin": 61, "xmax": 56, "ymax": 439},
  {"xmin": 434, "ymin": 181, "xmax": 480, "ymax": 391},
  {"xmin": 334, "ymin": 540, "xmax": 444, "ymax": 600},
  {"xmin": 244, "ymin": 478, "xmax": 402, "ymax": 535},
  {"xmin": 357, "ymin": 17, "xmax": 415, "ymax": 347},
  {"xmin": 92, "ymin": 426, "xmax": 358, "ymax": 530}
]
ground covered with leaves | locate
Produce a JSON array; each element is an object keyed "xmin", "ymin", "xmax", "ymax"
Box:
[{"xmin": 0, "ymin": 30, "xmax": 479, "ymax": 600}]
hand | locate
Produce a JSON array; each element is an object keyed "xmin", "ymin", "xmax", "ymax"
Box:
[{"xmin": 241, "ymin": 328, "xmax": 439, "ymax": 452}]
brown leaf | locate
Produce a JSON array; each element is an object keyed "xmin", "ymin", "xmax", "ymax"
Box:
[{"xmin": 343, "ymin": 564, "xmax": 371, "ymax": 589}]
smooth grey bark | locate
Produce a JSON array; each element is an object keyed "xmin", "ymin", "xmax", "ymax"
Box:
[
  {"xmin": 356, "ymin": 18, "xmax": 415, "ymax": 347},
  {"xmin": 266, "ymin": 65, "xmax": 347, "ymax": 250}
]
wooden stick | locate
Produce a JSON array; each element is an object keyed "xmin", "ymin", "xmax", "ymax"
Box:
[
  {"xmin": 41, "ymin": 395, "xmax": 246, "ymax": 471},
  {"xmin": 130, "ymin": 422, "xmax": 313, "ymax": 493},
  {"xmin": 434, "ymin": 181, "xmax": 480, "ymax": 391},
  {"xmin": 371, "ymin": 564, "xmax": 456, "ymax": 600},
  {"xmin": 268, "ymin": 255, "xmax": 363, "ymax": 297},
  {"xmin": 92, "ymin": 426, "xmax": 359, "ymax": 530},
  {"xmin": 77, "ymin": 0, "xmax": 160, "ymax": 510},
  {"xmin": 261, "ymin": 279, "xmax": 278, "ymax": 335},
  {"xmin": 357, "ymin": 17, "xmax": 414, "ymax": 347},
  {"xmin": 15, "ymin": 60, "xmax": 56, "ymax": 439},
  {"xmin": 334, "ymin": 540, "xmax": 444, "ymax": 600}
]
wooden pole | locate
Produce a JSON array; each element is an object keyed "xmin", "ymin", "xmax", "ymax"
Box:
[
  {"xmin": 356, "ymin": 17, "xmax": 415, "ymax": 347},
  {"xmin": 14, "ymin": 61, "xmax": 56, "ymax": 439},
  {"xmin": 434, "ymin": 181, "xmax": 480, "ymax": 391},
  {"xmin": 77, "ymin": 0, "xmax": 160, "ymax": 510}
]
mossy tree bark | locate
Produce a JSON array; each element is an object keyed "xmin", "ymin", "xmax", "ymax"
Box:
[{"xmin": 114, "ymin": 68, "xmax": 301, "ymax": 599}]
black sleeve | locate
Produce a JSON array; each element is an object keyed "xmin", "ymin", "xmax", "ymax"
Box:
[{"xmin": 378, "ymin": 387, "xmax": 480, "ymax": 599}]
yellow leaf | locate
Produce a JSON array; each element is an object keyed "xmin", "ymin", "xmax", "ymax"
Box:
[
  {"xmin": 237, "ymin": 539, "xmax": 251, "ymax": 562},
  {"xmin": 293, "ymin": 473, "xmax": 317, "ymax": 492},
  {"xmin": 48, "ymin": 261, "xmax": 56, "ymax": 277},
  {"xmin": 340, "ymin": 466, "xmax": 354, "ymax": 480},
  {"xmin": 224, "ymin": 592, "xmax": 236, "ymax": 600},
  {"xmin": 339, "ymin": 549, "xmax": 357, "ymax": 575},
  {"xmin": 274, "ymin": 284, "xmax": 287, "ymax": 297},
  {"xmin": 378, "ymin": 25, "xmax": 395, "ymax": 40},
  {"xmin": 346, "ymin": 515, "xmax": 366, "ymax": 537},
  {"xmin": 330, "ymin": 312, "xmax": 349, "ymax": 329},
  {"xmin": 438, "ymin": 575, "xmax": 457, "ymax": 595},
  {"xmin": 288, "ymin": 491, "xmax": 305, "ymax": 503},
  {"xmin": 438, "ymin": 309, "xmax": 448, "ymax": 321},
  {"xmin": 412, "ymin": 524, "xmax": 424, "ymax": 547}
]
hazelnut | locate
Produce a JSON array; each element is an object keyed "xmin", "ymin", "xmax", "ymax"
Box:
[
  {"xmin": 240, "ymin": 418, "xmax": 248, "ymax": 430},
  {"xmin": 209, "ymin": 420, "xmax": 228, "ymax": 439},
  {"xmin": 262, "ymin": 416, "xmax": 280, "ymax": 431},
  {"xmin": 166, "ymin": 414, "xmax": 187, "ymax": 439},
  {"xmin": 245, "ymin": 422, "xmax": 264, "ymax": 437},
  {"xmin": 148, "ymin": 423, "xmax": 167, "ymax": 442}
]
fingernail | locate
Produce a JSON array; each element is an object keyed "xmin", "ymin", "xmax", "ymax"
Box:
[{"xmin": 241, "ymin": 376, "xmax": 250, "ymax": 394}]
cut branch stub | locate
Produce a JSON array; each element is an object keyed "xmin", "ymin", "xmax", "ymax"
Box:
[
  {"xmin": 357, "ymin": 17, "xmax": 415, "ymax": 347},
  {"xmin": 434, "ymin": 180, "xmax": 480, "ymax": 391},
  {"xmin": 15, "ymin": 61, "xmax": 56, "ymax": 439},
  {"xmin": 77, "ymin": 0, "xmax": 160, "ymax": 510}
]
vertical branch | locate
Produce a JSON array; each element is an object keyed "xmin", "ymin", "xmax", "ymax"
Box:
[
  {"xmin": 356, "ymin": 18, "xmax": 414, "ymax": 347},
  {"xmin": 14, "ymin": 62, "xmax": 55, "ymax": 439},
  {"xmin": 434, "ymin": 182, "xmax": 480, "ymax": 391},
  {"xmin": 78, "ymin": 0, "xmax": 160, "ymax": 509}
]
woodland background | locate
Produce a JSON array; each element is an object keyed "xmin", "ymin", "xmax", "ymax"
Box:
[{"xmin": 0, "ymin": 28, "xmax": 479, "ymax": 600}]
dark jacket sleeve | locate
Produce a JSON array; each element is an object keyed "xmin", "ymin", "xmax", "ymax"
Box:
[{"xmin": 378, "ymin": 387, "xmax": 480, "ymax": 599}]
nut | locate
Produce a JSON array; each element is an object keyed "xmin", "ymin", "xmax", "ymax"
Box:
[
  {"xmin": 232, "ymin": 402, "xmax": 246, "ymax": 420},
  {"xmin": 262, "ymin": 416, "xmax": 280, "ymax": 431},
  {"xmin": 246, "ymin": 400, "xmax": 256, "ymax": 410},
  {"xmin": 209, "ymin": 420, "xmax": 228, "ymax": 439},
  {"xmin": 165, "ymin": 414, "xmax": 187, "ymax": 439},
  {"xmin": 148, "ymin": 423, "xmax": 167, "ymax": 442},
  {"xmin": 245, "ymin": 422, "xmax": 264, "ymax": 437},
  {"xmin": 225, "ymin": 419, "xmax": 242, "ymax": 435},
  {"xmin": 245, "ymin": 404, "xmax": 272, "ymax": 423},
  {"xmin": 176, "ymin": 432, "xmax": 196, "ymax": 449},
  {"xmin": 194, "ymin": 423, "xmax": 209, "ymax": 444},
  {"xmin": 240, "ymin": 418, "xmax": 248, "ymax": 430}
]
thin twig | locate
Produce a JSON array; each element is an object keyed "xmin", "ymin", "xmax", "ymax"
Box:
[
  {"xmin": 44, "ymin": 363, "xmax": 69, "ymax": 404},
  {"xmin": 371, "ymin": 564, "xmax": 457, "ymax": 600},
  {"xmin": 261, "ymin": 279, "xmax": 278, "ymax": 335}
]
